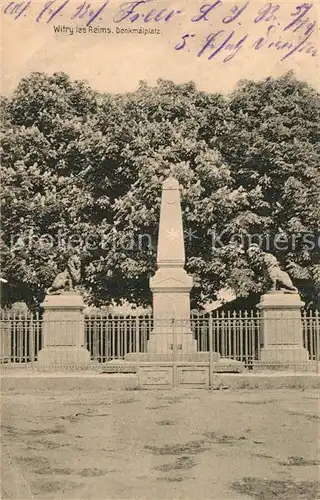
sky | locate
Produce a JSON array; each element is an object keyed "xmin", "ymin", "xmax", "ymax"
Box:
[{"xmin": 1, "ymin": 0, "xmax": 319, "ymax": 96}]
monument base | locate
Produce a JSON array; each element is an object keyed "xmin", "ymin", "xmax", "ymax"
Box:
[
  {"xmin": 137, "ymin": 360, "xmax": 245, "ymax": 387},
  {"xmin": 101, "ymin": 358, "xmax": 245, "ymax": 376},
  {"xmin": 37, "ymin": 346, "xmax": 91, "ymax": 367},
  {"xmin": 125, "ymin": 351, "xmax": 220, "ymax": 362},
  {"xmin": 147, "ymin": 331, "xmax": 198, "ymax": 354}
]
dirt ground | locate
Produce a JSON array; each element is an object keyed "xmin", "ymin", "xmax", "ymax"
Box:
[{"xmin": 1, "ymin": 386, "xmax": 319, "ymax": 500}]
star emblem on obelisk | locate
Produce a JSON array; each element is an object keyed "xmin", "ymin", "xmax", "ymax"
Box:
[{"xmin": 166, "ymin": 228, "xmax": 180, "ymax": 242}]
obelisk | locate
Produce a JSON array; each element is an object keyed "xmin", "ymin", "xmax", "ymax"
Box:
[{"xmin": 147, "ymin": 177, "xmax": 197, "ymax": 354}]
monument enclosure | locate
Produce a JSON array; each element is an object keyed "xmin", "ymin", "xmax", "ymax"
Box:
[{"xmin": 33, "ymin": 177, "xmax": 313, "ymax": 380}]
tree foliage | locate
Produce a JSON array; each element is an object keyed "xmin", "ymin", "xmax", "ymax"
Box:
[{"xmin": 1, "ymin": 71, "xmax": 319, "ymax": 308}]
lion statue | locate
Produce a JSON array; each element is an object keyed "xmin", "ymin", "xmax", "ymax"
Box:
[
  {"xmin": 247, "ymin": 244, "xmax": 298, "ymax": 294},
  {"xmin": 46, "ymin": 255, "xmax": 81, "ymax": 295}
]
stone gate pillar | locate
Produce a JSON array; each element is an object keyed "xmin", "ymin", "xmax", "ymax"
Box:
[
  {"xmin": 257, "ymin": 292, "xmax": 309, "ymax": 366},
  {"xmin": 37, "ymin": 292, "xmax": 91, "ymax": 368}
]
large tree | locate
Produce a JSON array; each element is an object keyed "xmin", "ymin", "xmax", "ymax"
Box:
[
  {"xmin": 214, "ymin": 71, "xmax": 320, "ymax": 305},
  {"xmin": 0, "ymin": 73, "xmax": 99, "ymax": 305},
  {"xmin": 1, "ymin": 72, "xmax": 319, "ymax": 308}
]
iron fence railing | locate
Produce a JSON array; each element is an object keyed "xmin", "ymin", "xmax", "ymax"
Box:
[
  {"xmin": 0, "ymin": 309, "xmax": 319, "ymax": 368},
  {"xmin": 0, "ymin": 310, "xmax": 42, "ymax": 364},
  {"xmin": 85, "ymin": 314, "xmax": 153, "ymax": 362},
  {"xmin": 302, "ymin": 310, "xmax": 320, "ymax": 363}
]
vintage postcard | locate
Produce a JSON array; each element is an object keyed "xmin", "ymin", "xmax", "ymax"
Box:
[{"xmin": 1, "ymin": 1, "xmax": 320, "ymax": 499}]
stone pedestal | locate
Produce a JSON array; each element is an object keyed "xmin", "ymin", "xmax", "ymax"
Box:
[
  {"xmin": 257, "ymin": 292, "xmax": 309, "ymax": 365},
  {"xmin": 37, "ymin": 292, "xmax": 90, "ymax": 367}
]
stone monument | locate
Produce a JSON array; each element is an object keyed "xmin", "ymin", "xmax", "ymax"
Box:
[
  {"xmin": 37, "ymin": 255, "xmax": 91, "ymax": 368},
  {"xmin": 125, "ymin": 176, "xmax": 244, "ymax": 376},
  {"xmin": 248, "ymin": 245, "xmax": 310, "ymax": 367},
  {"xmin": 147, "ymin": 176, "xmax": 197, "ymax": 355}
]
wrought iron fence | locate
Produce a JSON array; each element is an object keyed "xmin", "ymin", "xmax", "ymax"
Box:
[
  {"xmin": 85, "ymin": 314, "xmax": 152, "ymax": 361},
  {"xmin": 302, "ymin": 310, "xmax": 320, "ymax": 362},
  {"xmin": 0, "ymin": 310, "xmax": 42, "ymax": 364},
  {"xmin": 0, "ymin": 309, "xmax": 319, "ymax": 369}
]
